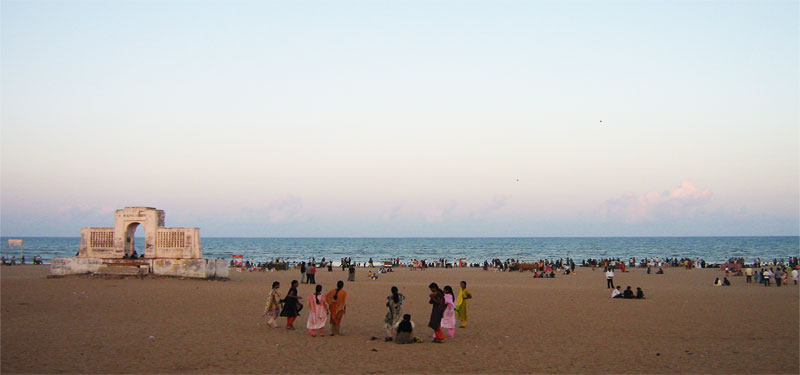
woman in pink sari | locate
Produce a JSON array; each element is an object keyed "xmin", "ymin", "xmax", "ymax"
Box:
[
  {"xmin": 307, "ymin": 284, "xmax": 329, "ymax": 337},
  {"xmin": 441, "ymin": 285, "xmax": 457, "ymax": 338}
]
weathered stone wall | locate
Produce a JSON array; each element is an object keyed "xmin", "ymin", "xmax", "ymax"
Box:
[
  {"xmin": 50, "ymin": 257, "xmax": 104, "ymax": 275},
  {"xmin": 50, "ymin": 257, "xmax": 229, "ymax": 279},
  {"xmin": 154, "ymin": 228, "xmax": 202, "ymax": 259}
]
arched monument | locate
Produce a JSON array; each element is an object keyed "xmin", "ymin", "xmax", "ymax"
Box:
[{"xmin": 51, "ymin": 207, "xmax": 227, "ymax": 279}]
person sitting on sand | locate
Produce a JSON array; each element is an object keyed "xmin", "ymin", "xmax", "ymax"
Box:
[
  {"xmin": 714, "ymin": 278, "xmax": 721, "ymax": 286},
  {"xmin": 656, "ymin": 267, "xmax": 664, "ymax": 274},
  {"xmin": 622, "ymin": 286, "xmax": 634, "ymax": 299},
  {"xmin": 395, "ymin": 314, "xmax": 422, "ymax": 344},
  {"xmin": 635, "ymin": 287, "xmax": 645, "ymax": 299},
  {"xmin": 722, "ymin": 277, "xmax": 731, "ymax": 286},
  {"xmin": 611, "ymin": 286, "xmax": 622, "ymax": 298}
]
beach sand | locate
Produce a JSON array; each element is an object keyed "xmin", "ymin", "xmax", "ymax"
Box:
[{"xmin": 1, "ymin": 264, "xmax": 797, "ymax": 374}]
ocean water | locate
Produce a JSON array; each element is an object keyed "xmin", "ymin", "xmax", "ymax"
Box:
[{"xmin": 1, "ymin": 236, "xmax": 797, "ymax": 265}]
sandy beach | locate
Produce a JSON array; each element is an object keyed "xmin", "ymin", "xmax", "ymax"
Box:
[{"xmin": 1, "ymin": 264, "xmax": 797, "ymax": 374}]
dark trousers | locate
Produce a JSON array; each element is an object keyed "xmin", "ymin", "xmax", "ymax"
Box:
[
  {"xmin": 607, "ymin": 279, "xmax": 614, "ymax": 288},
  {"xmin": 746, "ymin": 275, "xmax": 752, "ymax": 283},
  {"xmin": 776, "ymin": 279, "xmax": 781, "ymax": 287}
]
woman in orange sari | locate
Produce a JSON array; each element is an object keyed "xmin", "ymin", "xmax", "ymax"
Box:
[{"xmin": 326, "ymin": 280, "xmax": 347, "ymax": 336}]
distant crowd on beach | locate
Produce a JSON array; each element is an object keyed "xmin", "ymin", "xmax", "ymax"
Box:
[
  {"xmin": 1, "ymin": 255, "xmax": 44, "ymax": 265},
  {"xmin": 230, "ymin": 255, "xmax": 800, "ymax": 276}
]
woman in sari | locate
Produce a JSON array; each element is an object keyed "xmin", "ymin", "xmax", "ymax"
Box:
[
  {"xmin": 441, "ymin": 285, "xmax": 456, "ymax": 338},
  {"xmin": 279, "ymin": 280, "xmax": 303, "ymax": 330},
  {"xmin": 326, "ymin": 280, "xmax": 347, "ymax": 336},
  {"xmin": 263, "ymin": 281, "xmax": 281, "ymax": 328},
  {"xmin": 306, "ymin": 284, "xmax": 328, "ymax": 336},
  {"xmin": 428, "ymin": 282, "xmax": 446, "ymax": 343},
  {"xmin": 456, "ymin": 280, "xmax": 472, "ymax": 328},
  {"xmin": 384, "ymin": 286, "xmax": 405, "ymax": 341}
]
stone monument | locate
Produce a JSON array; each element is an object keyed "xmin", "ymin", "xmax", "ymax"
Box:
[{"xmin": 51, "ymin": 207, "xmax": 228, "ymax": 279}]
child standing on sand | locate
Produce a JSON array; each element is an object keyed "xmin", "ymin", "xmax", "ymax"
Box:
[
  {"xmin": 456, "ymin": 281, "xmax": 472, "ymax": 328},
  {"xmin": 441, "ymin": 286, "xmax": 457, "ymax": 338}
]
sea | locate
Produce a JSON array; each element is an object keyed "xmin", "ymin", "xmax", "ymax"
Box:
[{"xmin": 1, "ymin": 236, "xmax": 798, "ymax": 265}]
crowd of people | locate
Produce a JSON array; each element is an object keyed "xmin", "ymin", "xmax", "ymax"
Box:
[
  {"xmin": 740, "ymin": 266, "xmax": 798, "ymax": 287},
  {"xmin": 263, "ymin": 279, "xmax": 473, "ymax": 344},
  {"xmin": 1, "ymin": 255, "xmax": 44, "ymax": 265}
]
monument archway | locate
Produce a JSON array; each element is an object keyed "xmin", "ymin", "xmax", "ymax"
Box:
[
  {"xmin": 53, "ymin": 206, "xmax": 227, "ymax": 279},
  {"xmin": 78, "ymin": 207, "xmax": 201, "ymax": 259},
  {"xmin": 124, "ymin": 222, "xmax": 146, "ymax": 257}
]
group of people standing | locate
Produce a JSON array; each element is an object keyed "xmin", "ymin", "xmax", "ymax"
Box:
[
  {"xmin": 263, "ymin": 279, "xmax": 473, "ymax": 344},
  {"xmin": 424, "ymin": 281, "xmax": 471, "ymax": 343},
  {"xmin": 263, "ymin": 280, "xmax": 348, "ymax": 336},
  {"xmin": 743, "ymin": 266, "xmax": 798, "ymax": 287},
  {"xmin": 382, "ymin": 281, "xmax": 473, "ymax": 344}
]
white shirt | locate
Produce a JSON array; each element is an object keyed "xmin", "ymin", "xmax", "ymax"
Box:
[
  {"xmin": 791, "ymin": 270, "xmax": 798, "ymax": 280},
  {"xmin": 605, "ymin": 270, "xmax": 614, "ymax": 279},
  {"xmin": 611, "ymin": 289, "xmax": 621, "ymax": 298}
]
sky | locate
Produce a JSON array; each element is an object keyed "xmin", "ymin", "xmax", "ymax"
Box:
[{"xmin": 1, "ymin": 0, "xmax": 798, "ymax": 237}]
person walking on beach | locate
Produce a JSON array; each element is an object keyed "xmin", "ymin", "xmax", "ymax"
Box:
[
  {"xmin": 774, "ymin": 268, "xmax": 783, "ymax": 287},
  {"xmin": 279, "ymin": 280, "xmax": 303, "ymax": 329},
  {"xmin": 326, "ymin": 280, "xmax": 347, "ymax": 336},
  {"xmin": 745, "ymin": 267, "xmax": 753, "ymax": 283},
  {"xmin": 762, "ymin": 269, "xmax": 772, "ymax": 286},
  {"xmin": 605, "ymin": 268, "xmax": 615, "ymax": 289},
  {"xmin": 384, "ymin": 286, "xmax": 405, "ymax": 341},
  {"xmin": 441, "ymin": 285, "xmax": 457, "ymax": 338},
  {"xmin": 456, "ymin": 281, "xmax": 472, "ymax": 328},
  {"xmin": 791, "ymin": 268, "xmax": 798, "ymax": 285},
  {"xmin": 347, "ymin": 265, "xmax": 356, "ymax": 282},
  {"xmin": 263, "ymin": 281, "xmax": 281, "ymax": 328},
  {"xmin": 306, "ymin": 284, "xmax": 329, "ymax": 337},
  {"xmin": 428, "ymin": 282, "xmax": 447, "ymax": 343},
  {"xmin": 300, "ymin": 262, "xmax": 307, "ymax": 284}
]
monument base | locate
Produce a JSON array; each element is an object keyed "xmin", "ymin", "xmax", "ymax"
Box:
[{"xmin": 50, "ymin": 257, "xmax": 229, "ymax": 279}]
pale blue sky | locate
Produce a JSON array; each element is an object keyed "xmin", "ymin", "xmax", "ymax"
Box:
[{"xmin": 1, "ymin": 0, "xmax": 798, "ymax": 236}]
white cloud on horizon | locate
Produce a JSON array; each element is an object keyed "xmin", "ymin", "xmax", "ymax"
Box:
[{"xmin": 601, "ymin": 181, "xmax": 712, "ymax": 223}]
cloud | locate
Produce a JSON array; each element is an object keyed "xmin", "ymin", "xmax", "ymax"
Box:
[
  {"xmin": 602, "ymin": 181, "xmax": 712, "ymax": 223},
  {"xmin": 56, "ymin": 204, "xmax": 117, "ymax": 220},
  {"xmin": 242, "ymin": 194, "xmax": 304, "ymax": 224},
  {"xmin": 423, "ymin": 201, "xmax": 458, "ymax": 223},
  {"xmin": 470, "ymin": 194, "xmax": 511, "ymax": 219},
  {"xmin": 382, "ymin": 202, "xmax": 404, "ymax": 221}
]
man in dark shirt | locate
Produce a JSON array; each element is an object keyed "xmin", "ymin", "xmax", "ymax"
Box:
[{"xmin": 622, "ymin": 286, "xmax": 635, "ymax": 299}]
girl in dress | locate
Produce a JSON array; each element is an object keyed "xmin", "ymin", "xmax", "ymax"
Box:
[
  {"xmin": 307, "ymin": 284, "xmax": 329, "ymax": 336},
  {"xmin": 263, "ymin": 281, "xmax": 281, "ymax": 328},
  {"xmin": 279, "ymin": 280, "xmax": 303, "ymax": 329},
  {"xmin": 441, "ymin": 285, "xmax": 457, "ymax": 338}
]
